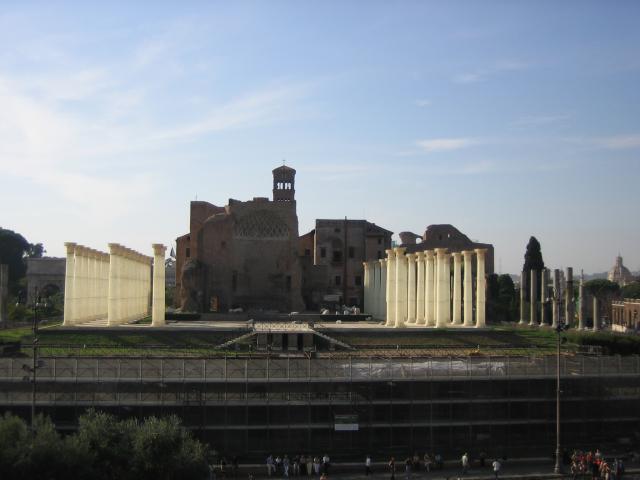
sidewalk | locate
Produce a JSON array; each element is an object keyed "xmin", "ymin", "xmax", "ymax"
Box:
[{"xmin": 225, "ymin": 460, "xmax": 640, "ymax": 480}]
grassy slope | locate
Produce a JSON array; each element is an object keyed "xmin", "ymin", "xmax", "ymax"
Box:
[{"xmin": 2, "ymin": 323, "xmax": 639, "ymax": 356}]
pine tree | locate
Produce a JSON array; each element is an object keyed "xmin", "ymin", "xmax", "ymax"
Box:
[{"xmin": 522, "ymin": 236, "xmax": 545, "ymax": 302}]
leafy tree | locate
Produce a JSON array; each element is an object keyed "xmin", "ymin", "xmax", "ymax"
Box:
[
  {"xmin": 0, "ymin": 228, "xmax": 30, "ymax": 294},
  {"xmin": 621, "ymin": 282, "xmax": 640, "ymax": 299},
  {"xmin": 498, "ymin": 274, "xmax": 518, "ymax": 321},
  {"xmin": 27, "ymin": 243, "xmax": 44, "ymax": 258},
  {"xmin": 75, "ymin": 409, "xmax": 137, "ymax": 480},
  {"xmin": 0, "ymin": 412, "xmax": 29, "ymax": 477},
  {"xmin": 0, "ymin": 410, "xmax": 209, "ymax": 479},
  {"xmin": 584, "ymin": 279, "xmax": 620, "ymax": 298},
  {"xmin": 131, "ymin": 415, "xmax": 208, "ymax": 480},
  {"xmin": 0, "ymin": 228, "xmax": 45, "ymax": 299}
]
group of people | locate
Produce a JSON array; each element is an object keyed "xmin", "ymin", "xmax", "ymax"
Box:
[
  {"xmin": 384, "ymin": 452, "xmax": 501, "ymax": 479},
  {"xmin": 382, "ymin": 452, "xmax": 445, "ymax": 476},
  {"xmin": 569, "ymin": 450, "xmax": 625, "ymax": 480},
  {"xmin": 266, "ymin": 454, "xmax": 331, "ymax": 478}
]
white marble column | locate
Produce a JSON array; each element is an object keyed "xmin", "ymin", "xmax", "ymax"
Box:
[
  {"xmin": 519, "ymin": 270, "xmax": 527, "ymax": 324},
  {"xmin": 385, "ymin": 250, "xmax": 396, "ymax": 327},
  {"xmin": 152, "ymin": 244, "xmax": 166, "ymax": 326},
  {"xmin": 371, "ymin": 261, "xmax": 379, "ymax": 318},
  {"xmin": 63, "ymin": 242, "xmax": 77, "ymax": 326},
  {"xmin": 108, "ymin": 244, "xmax": 120, "ymax": 326},
  {"xmin": 578, "ymin": 271, "xmax": 585, "ymax": 330},
  {"xmin": 592, "ymin": 296, "xmax": 599, "ymax": 331},
  {"xmin": 552, "ymin": 269, "xmax": 560, "ymax": 329},
  {"xmin": 475, "ymin": 249, "xmax": 487, "ymax": 328},
  {"xmin": 435, "ymin": 248, "xmax": 450, "ymax": 328},
  {"xmin": 394, "ymin": 247, "xmax": 407, "ymax": 328},
  {"xmin": 425, "ymin": 250, "xmax": 436, "ymax": 327},
  {"xmin": 540, "ymin": 268, "xmax": 547, "ymax": 326},
  {"xmin": 406, "ymin": 253, "xmax": 417, "ymax": 324},
  {"xmin": 363, "ymin": 262, "xmax": 371, "ymax": 314},
  {"xmin": 452, "ymin": 252, "xmax": 462, "ymax": 325},
  {"xmin": 77, "ymin": 246, "xmax": 88, "ymax": 322},
  {"xmin": 529, "ymin": 269, "xmax": 538, "ymax": 326},
  {"xmin": 462, "ymin": 251, "xmax": 474, "ymax": 327},
  {"xmin": 100, "ymin": 252, "xmax": 109, "ymax": 318},
  {"xmin": 89, "ymin": 250, "xmax": 98, "ymax": 320},
  {"xmin": 415, "ymin": 252, "xmax": 425, "ymax": 325},
  {"xmin": 379, "ymin": 259, "xmax": 387, "ymax": 321}
]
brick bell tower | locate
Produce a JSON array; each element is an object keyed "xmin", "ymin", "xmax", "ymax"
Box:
[{"xmin": 272, "ymin": 164, "xmax": 296, "ymax": 202}]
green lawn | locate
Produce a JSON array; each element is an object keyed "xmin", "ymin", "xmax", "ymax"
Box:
[{"xmin": 1, "ymin": 322, "xmax": 639, "ymax": 356}]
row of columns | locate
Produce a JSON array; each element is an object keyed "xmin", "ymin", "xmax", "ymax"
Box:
[
  {"xmin": 107, "ymin": 243, "xmax": 153, "ymax": 326},
  {"xmin": 63, "ymin": 243, "xmax": 110, "ymax": 325},
  {"xmin": 519, "ymin": 267, "xmax": 598, "ymax": 331},
  {"xmin": 363, "ymin": 247, "xmax": 487, "ymax": 328},
  {"xmin": 63, "ymin": 243, "xmax": 166, "ymax": 327}
]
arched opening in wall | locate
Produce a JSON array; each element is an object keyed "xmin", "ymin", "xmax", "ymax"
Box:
[{"xmin": 40, "ymin": 284, "xmax": 60, "ymax": 299}]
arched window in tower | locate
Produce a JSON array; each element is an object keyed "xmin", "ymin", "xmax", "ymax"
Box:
[{"xmin": 272, "ymin": 164, "xmax": 296, "ymax": 201}]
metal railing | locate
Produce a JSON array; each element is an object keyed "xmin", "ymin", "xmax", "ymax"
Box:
[{"xmin": 0, "ymin": 354, "xmax": 638, "ymax": 383}]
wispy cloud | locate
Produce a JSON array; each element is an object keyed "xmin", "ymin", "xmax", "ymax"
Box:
[
  {"xmin": 453, "ymin": 60, "xmax": 531, "ymax": 84},
  {"xmin": 416, "ymin": 137, "xmax": 478, "ymax": 153},
  {"xmin": 513, "ymin": 114, "xmax": 571, "ymax": 127},
  {"xmin": 147, "ymin": 84, "xmax": 307, "ymax": 143},
  {"xmin": 596, "ymin": 134, "xmax": 640, "ymax": 150},
  {"xmin": 415, "ymin": 99, "xmax": 431, "ymax": 107}
]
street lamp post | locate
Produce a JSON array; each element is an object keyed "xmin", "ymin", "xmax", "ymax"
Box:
[
  {"xmin": 554, "ymin": 319, "xmax": 568, "ymax": 474},
  {"xmin": 31, "ymin": 294, "xmax": 42, "ymax": 435}
]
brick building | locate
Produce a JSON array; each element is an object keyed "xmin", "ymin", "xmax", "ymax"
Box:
[
  {"xmin": 399, "ymin": 224, "xmax": 495, "ymax": 274},
  {"xmin": 176, "ymin": 165, "xmax": 393, "ymax": 313},
  {"xmin": 176, "ymin": 166, "xmax": 305, "ymax": 313},
  {"xmin": 299, "ymin": 220, "xmax": 392, "ymax": 309}
]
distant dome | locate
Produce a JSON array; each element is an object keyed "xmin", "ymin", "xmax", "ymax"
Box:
[{"xmin": 608, "ymin": 255, "xmax": 633, "ymax": 286}]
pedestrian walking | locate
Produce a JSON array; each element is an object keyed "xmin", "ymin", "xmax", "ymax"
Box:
[
  {"xmin": 283, "ymin": 455, "xmax": 290, "ymax": 477},
  {"xmin": 365, "ymin": 455, "xmax": 372, "ymax": 476},
  {"xmin": 388, "ymin": 457, "xmax": 396, "ymax": 480},
  {"xmin": 423, "ymin": 453, "xmax": 432, "ymax": 472},
  {"xmin": 492, "ymin": 459, "xmax": 501, "ymax": 480},
  {"xmin": 322, "ymin": 454, "xmax": 330, "ymax": 475},
  {"xmin": 306, "ymin": 456, "xmax": 313, "ymax": 477},
  {"xmin": 461, "ymin": 452, "xmax": 470, "ymax": 475},
  {"xmin": 404, "ymin": 457, "xmax": 412, "ymax": 480},
  {"xmin": 267, "ymin": 455, "xmax": 275, "ymax": 477}
]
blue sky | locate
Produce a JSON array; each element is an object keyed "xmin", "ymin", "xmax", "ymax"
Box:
[{"xmin": 0, "ymin": 1, "xmax": 639, "ymax": 274}]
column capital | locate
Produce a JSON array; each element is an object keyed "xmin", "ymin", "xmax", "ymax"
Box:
[
  {"xmin": 362, "ymin": 261, "xmax": 370, "ymax": 270},
  {"xmin": 424, "ymin": 250, "xmax": 435, "ymax": 259},
  {"xmin": 64, "ymin": 242, "xmax": 77, "ymax": 255},
  {"xmin": 451, "ymin": 252, "xmax": 462, "ymax": 261},
  {"xmin": 415, "ymin": 251, "xmax": 425, "ymax": 260},
  {"xmin": 379, "ymin": 259, "xmax": 387, "ymax": 266},
  {"xmin": 394, "ymin": 247, "xmax": 407, "ymax": 257},
  {"xmin": 385, "ymin": 248, "xmax": 395, "ymax": 259},
  {"xmin": 434, "ymin": 247, "xmax": 448, "ymax": 256},
  {"xmin": 108, "ymin": 243, "xmax": 121, "ymax": 255},
  {"xmin": 152, "ymin": 243, "xmax": 167, "ymax": 255},
  {"xmin": 474, "ymin": 248, "xmax": 488, "ymax": 257},
  {"xmin": 406, "ymin": 252, "xmax": 416, "ymax": 260},
  {"xmin": 75, "ymin": 245, "xmax": 87, "ymax": 256},
  {"xmin": 462, "ymin": 250, "xmax": 474, "ymax": 259}
]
